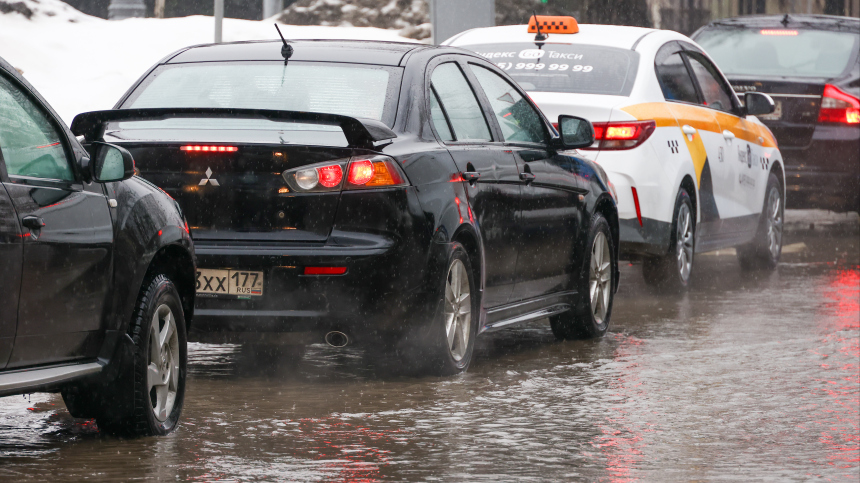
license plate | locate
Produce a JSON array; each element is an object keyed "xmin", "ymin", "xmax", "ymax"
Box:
[
  {"xmin": 197, "ymin": 269, "xmax": 264, "ymax": 296},
  {"xmin": 758, "ymin": 100, "xmax": 782, "ymax": 120}
]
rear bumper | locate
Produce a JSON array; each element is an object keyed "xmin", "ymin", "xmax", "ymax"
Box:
[
  {"xmin": 780, "ymin": 125, "xmax": 859, "ymax": 212},
  {"xmin": 189, "ymin": 188, "xmax": 441, "ymax": 341}
]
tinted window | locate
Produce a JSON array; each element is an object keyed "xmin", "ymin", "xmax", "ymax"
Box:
[
  {"xmin": 695, "ymin": 27, "xmax": 859, "ymax": 78},
  {"xmin": 430, "ymin": 63, "xmax": 492, "ymax": 142},
  {"xmin": 462, "ymin": 43, "xmax": 639, "ymax": 96},
  {"xmin": 429, "ymin": 88, "xmax": 454, "ymax": 142},
  {"xmin": 0, "ymin": 75, "xmax": 72, "ymax": 181},
  {"xmin": 686, "ymin": 54, "xmax": 735, "ymax": 112},
  {"xmin": 125, "ymin": 62, "xmax": 397, "ymax": 126},
  {"xmin": 470, "ymin": 65, "xmax": 546, "ymax": 144},
  {"xmin": 656, "ymin": 53, "xmax": 699, "ymax": 104}
]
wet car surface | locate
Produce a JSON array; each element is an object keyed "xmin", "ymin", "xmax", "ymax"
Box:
[{"xmin": 1, "ymin": 215, "xmax": 857, "ymax": 482}]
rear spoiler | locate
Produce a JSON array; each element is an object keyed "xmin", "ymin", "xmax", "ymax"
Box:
[{"xmin": 70, "ymin": 108, "xmax": 397, "ymax": 149}]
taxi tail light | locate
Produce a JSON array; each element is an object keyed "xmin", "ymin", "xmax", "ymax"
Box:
[
  {"xmin": 631, "ymin": 187, "xmax": 643, "ymax": 227},
  {"xmin": 818, "ymin": 84, "xmax": 860, "ymax": 125},
  {"xmin": 586, "ymin": 120, "xmax": 656, "ymax": 150},
  {"xmin": 283, "ymin": 156, "xmax": 407, "ymax": 193}
]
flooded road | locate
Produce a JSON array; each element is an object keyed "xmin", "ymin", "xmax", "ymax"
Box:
[{"xmin": 2, "ymin": 215, "xmax": 858, "ymax": 482}]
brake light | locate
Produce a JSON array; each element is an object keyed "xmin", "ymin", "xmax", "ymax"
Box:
[
  {"xmin": 180, "ymin": 145, "xmax": 238, "ymax": 152},
  {"xmin": 345, "ymin": 158, "xmax": 405, "ymax": 188},
  {"xmin": 818, "ymin": 84, "xmax": 860, "ymax": 125},
  {"xmin": 587, "ymin": 120, "xmax": 656, "ymax": 150},
  {"xmin": 283, "ymin": 156, "xmax": 408, "ymax": 193},
  {"xmin": 760, "ymin": 29, "xmax": 798, "ymax": 36}
]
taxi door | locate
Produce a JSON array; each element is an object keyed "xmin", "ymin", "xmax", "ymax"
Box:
[
  {"xmin": 654, "ymin": 43, "xmax": 729, "ymax": 249},
  {"xmin": 683, "ymin": 46, "xmax": 763, "ymax": 237}
]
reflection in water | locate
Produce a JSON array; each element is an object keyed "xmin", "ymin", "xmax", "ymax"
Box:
[{"xmin": 0, "ymin": 230, "xmax": 857, "ymax": 481}]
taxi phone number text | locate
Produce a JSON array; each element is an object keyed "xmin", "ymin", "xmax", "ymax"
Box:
[{"xmin": 496, "ymin": 63, "xmax": 594, "ymax": 72}]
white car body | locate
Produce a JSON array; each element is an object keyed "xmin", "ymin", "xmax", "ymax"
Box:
[{"xmin": 445, "ymin": 24, "xmax": 784, "ymax": 258}]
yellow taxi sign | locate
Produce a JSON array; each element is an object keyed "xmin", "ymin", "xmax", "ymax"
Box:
[{"xmin": 528, "ymin": 15, "xmax": 579, "ymax": 35}]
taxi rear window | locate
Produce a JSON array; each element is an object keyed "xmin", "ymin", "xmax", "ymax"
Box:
[{"xmin": 460, "ymin": 43, "xmax": 639, "ymax": 96}]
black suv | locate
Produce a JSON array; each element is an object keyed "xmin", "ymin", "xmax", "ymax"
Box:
[
  {"xmin": 0, "ymin": 56, "xmax": 195, "ymax": 436},
  {"xmin": 694, "ymin": 15, "xmax": 860, "ymax": 212}
]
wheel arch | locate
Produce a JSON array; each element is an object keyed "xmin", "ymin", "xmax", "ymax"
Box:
[
  {"xmin": 451, "ymin": 224, "xmax": 484, "ymax": 298},
  {"xmin": 143, "ymin": 244, "xmax": 195, "ymax": 330},
  {"xmin": 593, "ymin": 194, "xmax": 620, "ymax": 292},
  {"xmin": 680, "ymin": 175, "xmax": 698, "ymax": 225}
]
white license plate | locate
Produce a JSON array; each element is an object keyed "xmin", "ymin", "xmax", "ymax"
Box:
[
  {"xmin": 197, "ymin": 269, "xmax": 264, "ymax": 296},
  {"xmin": 758, "ymin": 100, "xmax": 782, "ymax": 120}
]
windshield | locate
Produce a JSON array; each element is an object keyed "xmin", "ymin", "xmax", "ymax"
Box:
[
  {"xmin": 695, "ymin": 28, "xmax": 859, "ymax": 78},
  {"xmin": 459, "ymin": 43, "xmax": 639, "ymax": 96},
  {"xmin": 120, "ymin": 61, "xmax": 399, "ymax": 134}
]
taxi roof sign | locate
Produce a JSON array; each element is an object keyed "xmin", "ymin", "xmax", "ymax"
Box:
[{"xmin": 528, "ymin": 15, "xmax": 579, "ymax": 35}]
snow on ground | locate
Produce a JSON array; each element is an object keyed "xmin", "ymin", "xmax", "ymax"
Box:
[{"xmin": 1, "ymin": 0, "xmax": 416, "ymax": 123}]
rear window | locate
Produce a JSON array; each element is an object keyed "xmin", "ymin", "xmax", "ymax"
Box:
[
  {"xmin": 458, "ymin": 43, "xmax": 639, "ymax": 96},
  {"xmin": 119, "ymin": 61, "xmax": 400, "ymax": 136},
  {"xmin": 695, "ymin": 28, "xmax": 859, "ymax": 78}
]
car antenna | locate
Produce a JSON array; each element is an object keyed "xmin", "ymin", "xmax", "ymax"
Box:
[
  {"xmin": 274, "ymin": 24, "xmax": 293, "ymax": 64},
  {"xmin": 781, "ymin": 14, "xmax": 790, "ymax": 27},
  {"xmin": 533, "ymin": 11, "xmax": 548, "ymax": 43}
]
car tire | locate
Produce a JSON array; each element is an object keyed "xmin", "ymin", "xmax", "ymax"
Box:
[
  {"xmin": 550, "ymin": 212, "xmax": 615, "ymax": 340},
  {"xmin": 422, "ymin": 242, "xmax": 479, "ymax": 376},
  {"xmin": 95, "ymin": 274, "xmax": 187, "ymax": 436},
  {"xmin": 642, "ymin": 188, "xmax": 695, "ymax": 292},
  {"xmin": 737, "ymin": 173, "xmax": 783, "ymax": 271}
]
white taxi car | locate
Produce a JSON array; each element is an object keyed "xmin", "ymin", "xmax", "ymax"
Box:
[{"xmin": 445, "ymin": 16, "xmax": 785, "ymax": 290}]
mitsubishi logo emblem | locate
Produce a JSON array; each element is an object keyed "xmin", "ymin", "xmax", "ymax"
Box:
[{"xmin": 199, "ymin": 167, "xmax": 220, "ymax": 186}]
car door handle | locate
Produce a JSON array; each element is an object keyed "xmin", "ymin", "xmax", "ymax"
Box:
[
  {"xmin": 722, "ymin": 130, "xmax": 736, "ymax": 140},
  {"xmin": 461, "ymin": 171, "xmax": 480, "ymax": 182},
  {"xmin": 519, "ymin": 172, "xmax": 536, "ymax": 183},
  {"xmin": 21, "ymin": 215, "xmax": 45, "ymax": 230}
]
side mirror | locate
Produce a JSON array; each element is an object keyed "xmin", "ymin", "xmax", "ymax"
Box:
[
  {"xmin": 89, "ymin": 142, "xmax": 135, "ymax": 183},
  {"xmin": 555, "ymin": 115, "xmax": 595, "ymax": 150},
  {"xmin": 744, "ymin": 92, "xmax": 775, "ymax": 117}
]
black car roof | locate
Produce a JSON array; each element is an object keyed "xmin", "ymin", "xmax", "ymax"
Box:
[
  {"xmin": 700, "ymin": 14, "xmax": 859, "ymax": 32},
  {"xmin": 165, "ymin": 39, "xmax": 427, "ymax": 66}
]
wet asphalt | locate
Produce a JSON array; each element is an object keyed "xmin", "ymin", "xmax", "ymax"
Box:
[{"xmin": 1, "ymin": 211, "xmax": 858, "ymax": 482}]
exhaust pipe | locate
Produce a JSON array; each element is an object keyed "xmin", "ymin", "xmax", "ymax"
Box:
[{"xmin": 324, "ymin": 331, "xmax": 349, "ymax": 348}]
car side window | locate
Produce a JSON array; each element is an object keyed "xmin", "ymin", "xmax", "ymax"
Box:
[
  {"xmin": 429, "ymin": 87, "xmax": 455, "ymax": 142},
  {"xmin": 0, "ymin": 74, "xmax": 73, "ymax": 181},
  {"xmin": 470, "ymin": 64, "xmax": 547, "ymax": 145},
  {"xmin": 430, "ymin": 62, "xmax": 492, "ymax": 142},
  {"xmin": 685, "ymin": 53, "xmax": 735, "ymax": 113},
  {"xmin": 655, "ymin": 52, "xmax": 699, "ymax": 104}
]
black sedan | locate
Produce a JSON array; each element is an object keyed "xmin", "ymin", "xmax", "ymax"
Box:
[
  {"xmin": 694, "ymin": 15, "xmax": 859, "ymax": 212},
  {"xmin": 0, "ymin": 56, "xmax": 195, "ymax": 435},
  {"xmin": 72, "ymin": 39, "xmax": 619, "ymax": 375}
]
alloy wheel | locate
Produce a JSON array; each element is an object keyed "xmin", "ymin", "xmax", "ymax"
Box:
[
  {"xmin": 676, "ymin": 203, "xmax": 694, "ymax": 283},
  {"xmin": 148, "ymin": 304, "xmax": 179, "ymax": 422},
  {"xmin": 766, "ymin": 187, "xmax": 783, "ymax": 259},
  {"xmin": 590, "ymin": 231, "xmax": 612, "ymax": 324},
  {"xmin": 444, "ymin": 259, "xmax": 471, "ymax": 362}
]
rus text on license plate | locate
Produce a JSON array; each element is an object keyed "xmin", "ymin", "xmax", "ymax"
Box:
[{"xmin": 197, "ymin": 269, "xmax": 264, "ymax": 296}]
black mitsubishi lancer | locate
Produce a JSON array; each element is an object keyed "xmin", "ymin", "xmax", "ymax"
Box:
[
  {"xmin": 72, "ymin": 38, "xmax": 619, "ymax": 375},
  {"xmin": 694, "ymin": 15, "xmax": 859, "ymax": 212}
]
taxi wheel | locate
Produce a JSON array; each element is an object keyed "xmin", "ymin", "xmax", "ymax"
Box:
[
  {"xmin": 738, "ymin": 174, "xmax": 783, "ymax": 271},
  {"xmin": 95, "ymin": 275, "xmax": 187, "ymax": 437},
  {"xmin": 642, "ymin": 188, "xmax": 695, "ymax": 292},
  {"xmin": 422, "ymin": 243, "xmax": 479, "ymax": 376},
  {"xmin": 551, "ymin": 213, "xmax": 614, "ymax": 340}
]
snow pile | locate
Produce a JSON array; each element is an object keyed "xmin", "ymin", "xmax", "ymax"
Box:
[
  {"xmin": 0, "ymin": 0, "xmax": 416, "ymax": 123},
  {"xmin": 278, "ymin": 0, "xmax": 431, "ymax": 40}
]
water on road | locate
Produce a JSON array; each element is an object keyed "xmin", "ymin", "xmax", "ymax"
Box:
[{"xmin": 1, "ymin": 224, "xmax": 858, "ymax": 482}]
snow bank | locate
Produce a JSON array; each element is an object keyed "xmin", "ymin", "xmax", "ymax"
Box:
[{"xmin": 0, "ymin": 0, "xmax": 416, "ymax": 123}]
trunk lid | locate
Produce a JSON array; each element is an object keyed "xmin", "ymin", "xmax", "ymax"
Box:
[
  {"xmin": 111, "ymin": 129, "xmax": 353, "ymax": 244},
  {"xmin": 729, "ymin": 77, "xmax": 825, "ymax": 148}
]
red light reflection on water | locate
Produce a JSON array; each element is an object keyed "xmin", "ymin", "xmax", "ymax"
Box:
[
  {"xmin": 592, "ymin": 334, "xmax": 647, "ymax": 483},
  {"xmin": 810, "ymin": 269, "xmax": 860, "ymax": 474}
]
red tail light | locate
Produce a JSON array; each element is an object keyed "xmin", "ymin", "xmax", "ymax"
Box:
[
  {"xmin": 344, "ymin": 157, "xmax": 406, "ymax": 189},
  {"xmin": 818, "ymin": 84, "xmax": 860, "ymax": 125},
  {"xmin": 283, "ymin": 156, "xmax": 408, "ymax": 193},
  {"xmin": 586, "ymin": 120, "xmax": 656, "ymax": 150},
  {"xmin": 180, "ymin": 145, "xmax": 238, "ymax": 152},
  {"xmin": 347, "ymin": 159, "xmax": 375, "ymax": 185},
  {"xmin": 316, "ymin": 165, "xmax": 343, "ymax": 188}
]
